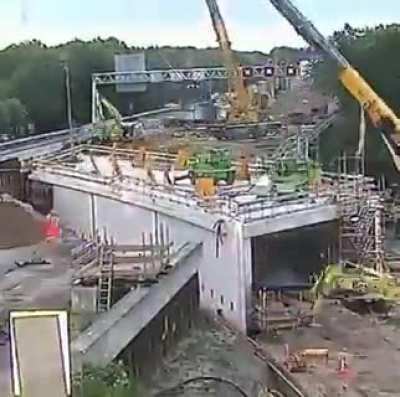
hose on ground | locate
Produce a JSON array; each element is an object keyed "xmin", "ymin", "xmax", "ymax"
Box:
[{"xmin": 153, "ymin": 376, "xmax": 249, "ymax": 396}]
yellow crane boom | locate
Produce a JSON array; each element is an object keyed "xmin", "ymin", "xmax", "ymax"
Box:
[
  {"xmin": 204, "ymin": 0, "xmax": 259, "ymax": 123},
  {"xmin": 268, "ymin": 0, "xmax": 400, "ymax": 165}
]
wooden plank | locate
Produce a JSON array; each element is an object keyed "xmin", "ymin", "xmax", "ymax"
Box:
[
  {"xmin": 111, "ymin": 243, "xmax": 173, "ymax": 252},
  {"xmin": 112, "ymin": 255, "xmax": 166, "ymax": 264},
  {"xmin": 73, "ymin": 258, "xmax": 98, "ymax": 279}
]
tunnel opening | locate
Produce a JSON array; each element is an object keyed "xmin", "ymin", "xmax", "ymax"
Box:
[
  {"xmin": 251, "ymin": 221, "xmax": 339, "ymax": 289},
  {"xmin": 249, "ymin": 221, "xmax": 339, "ymax": 335}
]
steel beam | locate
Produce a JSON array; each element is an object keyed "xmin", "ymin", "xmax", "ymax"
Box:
[{"xmin": 92, "ymin": 65, "xmax": 295, "ymax": 86}]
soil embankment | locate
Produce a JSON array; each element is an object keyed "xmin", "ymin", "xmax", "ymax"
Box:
[{"xmin": 0, "ymin": 202, "xmax": 42, "ymax": 249}]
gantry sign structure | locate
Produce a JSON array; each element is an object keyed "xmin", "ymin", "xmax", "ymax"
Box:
[{"xmin": 91, "ymin": 63, "xmax": 298, "ymax": 122}]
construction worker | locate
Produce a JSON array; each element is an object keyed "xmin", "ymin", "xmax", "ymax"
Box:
[{"xmin": 43, "ymin": 210, "xmax": 61, "ymax": 242}]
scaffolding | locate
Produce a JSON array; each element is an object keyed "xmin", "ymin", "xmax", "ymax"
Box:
[
  {"xmin": 72, "ymin": 226, "xmax": 174, "ymax": 312},
  {"xmin": 337, "ymin": 156, "xmax": 385, "ymax": 272}
]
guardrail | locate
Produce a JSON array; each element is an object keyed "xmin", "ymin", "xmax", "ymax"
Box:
[
  {"xmin": 0, "ymin": 107, "xmax": 184, "ymax": 160},
  {"xmin": 0, "ymin": 125, "xmax": 94, "ymax": 162},
  {"xmin": 34, "ymin": 145, "xmax": 335, "ymax": 223}
]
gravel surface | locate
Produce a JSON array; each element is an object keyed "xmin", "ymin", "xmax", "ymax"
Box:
[
  {"xmin": 262, "ymin": 300, "xmax": 400, "ymax": 397},
  {"xmin": 149, "ymin": 318, "xmax": 270, "ymax": 397}
]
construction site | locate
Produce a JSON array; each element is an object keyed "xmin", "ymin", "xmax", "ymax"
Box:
[{"xmin": 2, "ymin": 0, "xmax": 400, "ymax": 397}]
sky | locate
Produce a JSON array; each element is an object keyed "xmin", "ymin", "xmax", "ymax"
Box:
[{"xmin": 1, "ymin": 0, "xmax": 400, "ymax": 52}]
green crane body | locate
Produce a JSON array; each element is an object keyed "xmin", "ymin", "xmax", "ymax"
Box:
[
  {"xmin": 188, "ymin": 148, "xmax": 236, "ymax": 185},
  {"xmin": 273, "ymin": 159, "xmax": 321, "ymax": 194}
]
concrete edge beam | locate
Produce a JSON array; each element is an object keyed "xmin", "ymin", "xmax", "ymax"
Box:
[
  {"xmin": 30, "ymin": 171, "xmax": 219, "ymax": 231},
  {"xmin": 243, "ymin": 204, "xmax": 339, "ymax": 238}
]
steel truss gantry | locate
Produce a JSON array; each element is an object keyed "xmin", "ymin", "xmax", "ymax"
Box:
[{"xmin": 91, "ymin": 65, "xmax": 297, "ymax": 122}]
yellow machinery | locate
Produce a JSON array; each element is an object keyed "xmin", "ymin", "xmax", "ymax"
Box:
[
  {"xmin": 204, "ymin": 0, "xmax": 260, "ymax": 123},
  {"xmin": 267, "ymin": 0, "xmax": 400, "ymax": 293},
  {"xmin": 268, "ymin": 0, "xmax": 400, "ymax": 169},
  {"xmin": 312, "ymin": 262, "xmax": 400, "ymax": 303}
]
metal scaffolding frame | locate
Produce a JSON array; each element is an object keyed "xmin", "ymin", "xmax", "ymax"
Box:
[{"xmin": 336, "ymin": 156, "xmax": 385, "ymax": 271}]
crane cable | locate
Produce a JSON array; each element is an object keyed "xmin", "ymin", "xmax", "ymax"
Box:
[
  {"xmin": 356, "ymin": 101, "xmax": 400, "ymax": 174},
  {"xmin": 357, "ymin": 102, "xmax": 366, "ymax": 158},
  {"xmin": 381, "ymin": 133, "xmax": 400, "ymax": 173}
]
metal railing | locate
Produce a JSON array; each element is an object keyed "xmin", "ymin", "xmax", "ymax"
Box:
[
  {"xmin": 0, "ymin": 125, "xmax": 94, "ymax": 162},
  {"xmin": 33, "ymin": 145, "xmax": 335, "ymax": 224}
]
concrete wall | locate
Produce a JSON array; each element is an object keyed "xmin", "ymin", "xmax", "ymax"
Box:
[
  {"xmin": 157, "ymin": 213, "xmax": 251, "ymax": 331},
  {"xmin": 53, "ymin": 187, "xmax": 92, "ymax": 236},
  {"xmin": 94, "ymin": 196, "xmax": 153, "ymax": 243},
  {"xmin": 0, "ymin": 159, "xmax": 25, "ymax": 200},
  {"xmin": 53, "ymin": 185, "xmax": 251, "ymax": 331},
  {"xmin": 123, "ymin": 274, "xmax": 200, "ymax": 379}
]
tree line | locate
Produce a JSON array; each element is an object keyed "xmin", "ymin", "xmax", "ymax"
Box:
[
  {"xmin": 312, "ymin": 23, "xmax": 400, "ymax": 180},
  {"xmin": 0, "ymin": 38, "xmax": 304, "ymax": 137}
]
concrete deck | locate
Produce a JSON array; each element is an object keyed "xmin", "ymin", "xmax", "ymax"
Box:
[
  {"xmin": 30, "ymin": 146, "xmax": 340, "ymax": 331},
  {"xmin": 30, "ymin": 166, "xmax": 339, "ymax": 235}
]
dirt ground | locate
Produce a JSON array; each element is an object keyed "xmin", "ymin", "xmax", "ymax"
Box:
[
  {"xmin": 261, "ymin": 299, "xmax": 400, "ymax": 397},
  {"xmin": 0, "ymin": 230, "xmax": 77, "ymax": 396},
  {"xmin": 148, "ymin": 318, "xmax": 271, "ymax": 397},
  {"xmin": 0, "ymin": 201, "xmax": 43, "ymax": 249}
]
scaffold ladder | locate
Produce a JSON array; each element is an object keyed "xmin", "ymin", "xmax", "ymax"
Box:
[{"xmin": 97, "ymin": 245, "xmax": 114, "ymax": 312}]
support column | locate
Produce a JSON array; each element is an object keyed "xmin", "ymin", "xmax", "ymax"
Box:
[
  {"xmin": 91, "ymin": 79, "xmax": 98, "ymax": 124},
  {"xmin": 236, "ymin": 223, "xmax": 252, "ymax": 333},
  {"xmin": 90, "ymin": 194, "xmax": 97, "ymax": 239}
]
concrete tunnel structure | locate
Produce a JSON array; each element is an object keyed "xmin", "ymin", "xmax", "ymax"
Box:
[{"xmin": 30, "ymin": 146, "xmax": 340, "ymax": 333}]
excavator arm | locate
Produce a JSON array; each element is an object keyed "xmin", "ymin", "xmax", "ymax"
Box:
[
  {"xmin": 268, "ymin": 0, "xmax": 400, "ymax": 157},
  {"xmin": 96, "ymin": 95, "xmax": 124, "ymax": 141},
  {"xmin": 204, "ymin": 0, "xmax": 258, "ymax": 122}
]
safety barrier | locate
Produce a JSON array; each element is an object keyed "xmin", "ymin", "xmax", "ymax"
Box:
[{"xmin": 33, "ymin": 145, "xmax": 335, "ymax": 224}]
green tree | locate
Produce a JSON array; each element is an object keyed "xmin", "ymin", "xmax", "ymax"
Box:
[
  {"xmin": 0, "ymin": 101, "xmax": 10, "ymax": 132},
  {"xmin": 0, "ymin": 98, "xmax": 29, "ymax": 137},
  {"xmin": 4, "ymin": 98, "xmax": 28, "ymax": 137},
  {"xmin": 312, "ymin": 24, "xmax": 400, "ymax": 181},
  {"xmin": 9, "ymin": 50, "xmax": 65, "ymax": 131},
  {"xmin": 0, "ymin": 38, "xmax": 305, "ymax": 133}
]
